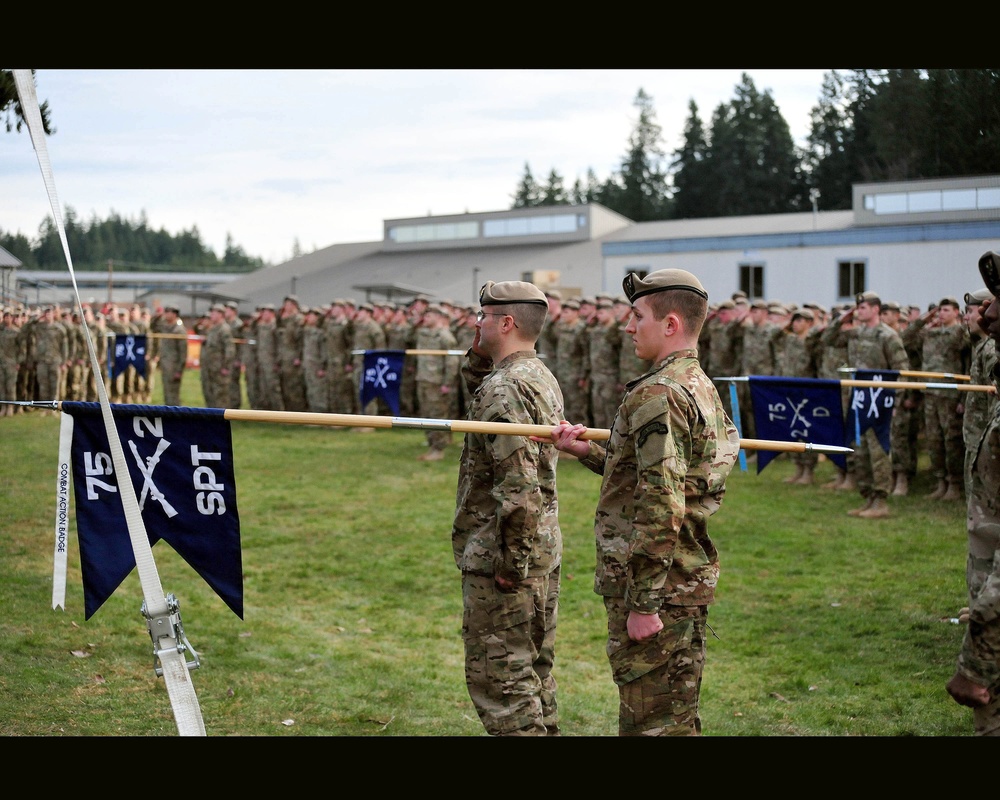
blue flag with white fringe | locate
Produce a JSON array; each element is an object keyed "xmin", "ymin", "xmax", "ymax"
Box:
[
  {"xmin": 748, "ymin": 376, "xmax": 847, "ymax": 473},
  {"xmin": 360, "ymin": 350, "xmax": 405, "ymax": 416},
  {"xmin": 60, "ymin": 402, "xmax": 242, "ymax": 620}
]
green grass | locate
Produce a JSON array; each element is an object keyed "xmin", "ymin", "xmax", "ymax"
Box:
[{"xmin": 0, "ymin": 371, "xmax": 974, "ymax": 736}]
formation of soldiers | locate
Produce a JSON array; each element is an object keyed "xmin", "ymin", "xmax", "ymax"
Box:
[
  {"xmin": 0, "ymin": 301, "xmax": 160, "ymax": 416},
  {"xmin": 695, "ymin": 289, "xmax": 997, "ymax": 513},
  {"xmin": 5, "ymin": 287, "xmax": 993, "ymax": 499}
]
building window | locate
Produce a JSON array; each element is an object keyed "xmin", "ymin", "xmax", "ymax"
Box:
[
  {"xmin": 838, "ymin": 260, "xmax": 866, "ymax": 298},
  {"xmin": 739, "ymin": 264, "xmax": 764, "ymax": 299},
  {"xmin": 482, "ymin": 213, "xmax": 580, "ymax": 238}
]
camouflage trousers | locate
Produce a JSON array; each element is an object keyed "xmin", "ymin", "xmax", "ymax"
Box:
[
  {"xmin": 891, "ymin": 396, "xmax": 922, "ymax": 476},
  {"xmin": 924, "ymin": 393, "xmax": 964, "ymax": 481},
  {"xmin": 461, "ymin": 568, "xmax": 560, "ymax": 736},
  {"xmin": 604, "ymin": 597, "xmax": 708, "ymax": 736},
  {"xmin": 856, "ymin": 427, "xmax": 893, "ymax": 499}
]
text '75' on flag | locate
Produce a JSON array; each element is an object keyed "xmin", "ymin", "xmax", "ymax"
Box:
[
  {"xmin": 361, "ymin": 350, "xmax": 405, "ymax": 416},
  {"xmin": 748, "ymin": 376, "xmax": 847, "ymax": 473},
  {"xmin": 59, "ymin": 402, "xmax": 243, "ymax": 620}
]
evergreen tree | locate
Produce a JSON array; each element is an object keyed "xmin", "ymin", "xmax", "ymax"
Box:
[
  {"xmin": 805, "ymin": 71, "xmax": 854, "ymax": 210},
  {"xmin": 607, "ymin": 88, "xmax": 671, "ymax": 221},
  {"xmin": 0, "ymin": 69, "xmax": 54, "ymax": 135},
  {"xmin": 705, "ymin": 73, "xmax": 805, "ymax": 216},
  {"xmin": 538, "ymin": 169, "xmax": 569, "ymax": 206},
  {"xmin": 670, "ymin": 100, "xmax": 714, "ymax": 218},
  {"xmin": 570, "ymin": 168, "xmax": 602, "ymax": 205},
  {"xmin": 511, "ymin": 162, "xmax": 542, "ymax": 207},
  {"xmin": 867, "ymin": 69, "xmax": 929, "ymax": 180}
]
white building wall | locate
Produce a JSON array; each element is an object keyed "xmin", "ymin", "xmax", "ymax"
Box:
[{"xmin": 604, "ymin": 235, "xmax": 1000, "ymax": 309}]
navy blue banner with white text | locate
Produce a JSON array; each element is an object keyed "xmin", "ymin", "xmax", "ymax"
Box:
[
  {"xmin": 62, "ymin": 402, "xmax": 242, "ymax": 620},
  {"xmin": 749, "ymin": 376, "xmax": 847, "ymax": 473}
]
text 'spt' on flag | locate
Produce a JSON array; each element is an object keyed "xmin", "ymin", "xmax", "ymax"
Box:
[
  {"xmin": 110, "ymin": 333, "xmax": 147, "ymax": 380},
  {"xmin": 850, "ymin": 369, "xmax": 899, "ymax": 453},
  {"xmin": 61, "ymin": 402, "xmax": 242, "ymax": 620},
  {"xmin": 361, "ymin": 350, "xmax": 405, "ymax": 416},
  {"xmin": 748, "ymin": 376, "xmax": 847, "ymax": 473}
]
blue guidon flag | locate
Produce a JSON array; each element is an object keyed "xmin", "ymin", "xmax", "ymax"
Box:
[
  {"xmin": 56, "ymin": 403, "xmax": 242, "ymax": 620},
  {"xmin": 748, "ymin": 376, "xmax": 848, "ymax": 473},
  {"xmin": 109, "ymin": 333, "xmax": 147, "ymax": 380},
  {"xmin": 849, "ymin": 369, "xmax": 899, "ymax": 453},
  {"xmin": 360, "ymin": 349, "xmax": 405, "ymax": 416}
]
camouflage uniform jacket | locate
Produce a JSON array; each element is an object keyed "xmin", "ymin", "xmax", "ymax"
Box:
[
  {"xmin": 740, "ymin": 321, "xmax": 779, "ymax": 376},
  {"xmin": 452, "ymin": 349, "xmax": 564, "ymax": 582},
  {"xmin": 201, "ymin": 321, "xmax": 235, "ymax": 375},
  {"xmin": 0, "ymin": 323, "xmax": 24, "ymax": 368},
  {"xmin": 776, "ymin": 330, "xmax": 818, "ymax": 378},
  {"xmin": 155, "ymin": 319, "xmax": 188, "ymax": 373},
  {"xmin": 834, "ymin": 319, "xmax": 909, "ymax": 373},
  {"xmin": 587, "ymin": 322, "xmax": 621, "ymax": 380},
  {"xmin": 32, "ymin": 320, "xmax": 69, "ymax": 365},
  {"xmin": 960, "ymin": 362, "xmax": 1000, "ymax": 689},
  {"xmin": 964, "ymin": 335, "xmax": 998, "ymax": 449},
  {"xmin": 903, "ymin": 318, "xmax": 971, "ymax": 397},
  {"xmin": 576, "ymin": 348, "xmax": 740, "ymax": 611},
  {"xmin": 414, "ymin": 326, "xmax": 458, "ymax": 384}
]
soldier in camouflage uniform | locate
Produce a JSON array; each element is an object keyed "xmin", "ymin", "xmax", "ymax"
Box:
[
  {"xmin": 828, "ymin": 291, "xmax": 910, "ymax": 518},
  {"xmin": 452, "ymin": 280, "xmax": 563, "ymax": 736},
  {"xmin": 253, "ymin": 304, "xmax": 284, "ymax": 411},
  {"xmin": 300, "ymin": 307, "xmax": 329, "ymax": 413},
  {"xmin": 946, "ymin": 252, "xmax": 1000, "ymax": 735},
  {"xmin": 903, "ymin": 297, "xmax": 971, "ymax": 501},
  {"xmin": 323, "ymin": 301, "xmax": 355, "ymax": 415},
  {"xmin": 775, "ymin": 308, "xmax": 821, "ymax": 484},
  {"xmin": 537, "ymin": 289, "xmax": 562, "ymax": 378},
  {"xmin": 586, "ymin": 298, "xmax": 622, "ymax": 429},
  {"xmin": 414, "ymin": 304, "xmax": 459, "ymax": 459},
  {"xmin": 199, "ymin": 304, "xmax": 235, "ymax": 408},
  {"xmin": 0, "ymin": 308, "xmax": 23, "ymax": 415},
  {"xmin": 155, "ymin": 305, "xmax": 188, "ymax": 406},
  {"xmin": 739, "ymin": 300, "xmax": 780, "ymax": 441},
  {"xmin": 555, "ymin": 298, "xmax": 588, "ymax": 426},
  {"xmin": 350, "ymin": 303, "xmax": 386, "ymax": 421},
  {"xmin": 961, "ymin": 289, "xmax": 998, "ymax": 496},
  {"xmin": 277, "ymin": 295, "xmax": 307, "ymax": 412},
  {"xmin": 224, "ymin": 301, "xmax": 245, "ymax": 409},
  {"xmin": 32, "ymin": 306, "xmax": 69, "ymax": 412},
  {"xmin": 548, "ymin": 269, "xmax": 739, "ymax": 736}
]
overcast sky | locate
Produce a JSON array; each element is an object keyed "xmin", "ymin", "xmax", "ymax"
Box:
[{"xmin": 5, "ymin": 69, "xmax": 832, "ymax": 266}]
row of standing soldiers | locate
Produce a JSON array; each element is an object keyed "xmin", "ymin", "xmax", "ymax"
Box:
[
  {"xmin": 0, "ymin": 302, "xmax": 163, "ymax": 416},
  {"xmin": 190, "ymin": 291, "xmax": 656, "ymax": 435},
  {"xmin": 697, "ymin": 290, "xmax": 997, "ymax": 506}
]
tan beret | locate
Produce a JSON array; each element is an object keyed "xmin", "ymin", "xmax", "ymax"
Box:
[
  {"xmin": 562, "ymin": 298, "xmax": 581, "ymax": 310},
  {"xmin": 545, "ymin": 289, "xmax": 562, "ymax": 301},
  {"xmin": 623, "ymin": 269, "xmax": 707, "ymax": 303},
  {"xmin": 938, "ymin": 296, "xmax": 961, "ymax": 309},
  {"xmin": 479, "ymin": 280, "xmax": 547, "ymax": 307},
  {"xmin": 965, "ymin": 287, "xmax": 994, "ymax": 306},
  {"xmin": 856, "ymin": 290, "xmax": 881, "ymax": 306},
  {"xmin": 792, "ymin": 308, "xmax": 815, "ymax": 321},
  {"xmin": 717, "ymin": 299, "xmax": 735, "ymax": 310}
]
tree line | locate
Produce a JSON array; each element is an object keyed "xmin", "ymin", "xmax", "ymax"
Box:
[{"xmin": 511, "ymin": 69, "xmax": 1000, "ymax": 221}]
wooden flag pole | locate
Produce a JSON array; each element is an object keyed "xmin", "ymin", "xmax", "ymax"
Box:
[{"xmin": 217, "ymin": 407, "xmax": 852, "ymax": 454}]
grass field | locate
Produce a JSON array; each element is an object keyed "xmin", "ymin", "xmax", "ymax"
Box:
[{"xmin": 0, "ymin": 370, "xmax": 977, "ymax": 736}]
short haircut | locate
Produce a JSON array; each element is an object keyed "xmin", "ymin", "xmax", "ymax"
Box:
[
  {"xmin": 509, "ymin": 302, "xmax": 548, "ymax": 340},
  {"xmin": 645, "ymin": 289, "xmax": 708, "ymax": 338}
]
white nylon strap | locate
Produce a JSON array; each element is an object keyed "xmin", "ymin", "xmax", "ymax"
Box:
[
  {"xmin": 52, "ymin": 411, "xmax": 73, "ymax": 610},
  {"xmin": 14, "ymin": 69, "xmax": 205, "ymax": 736}
]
